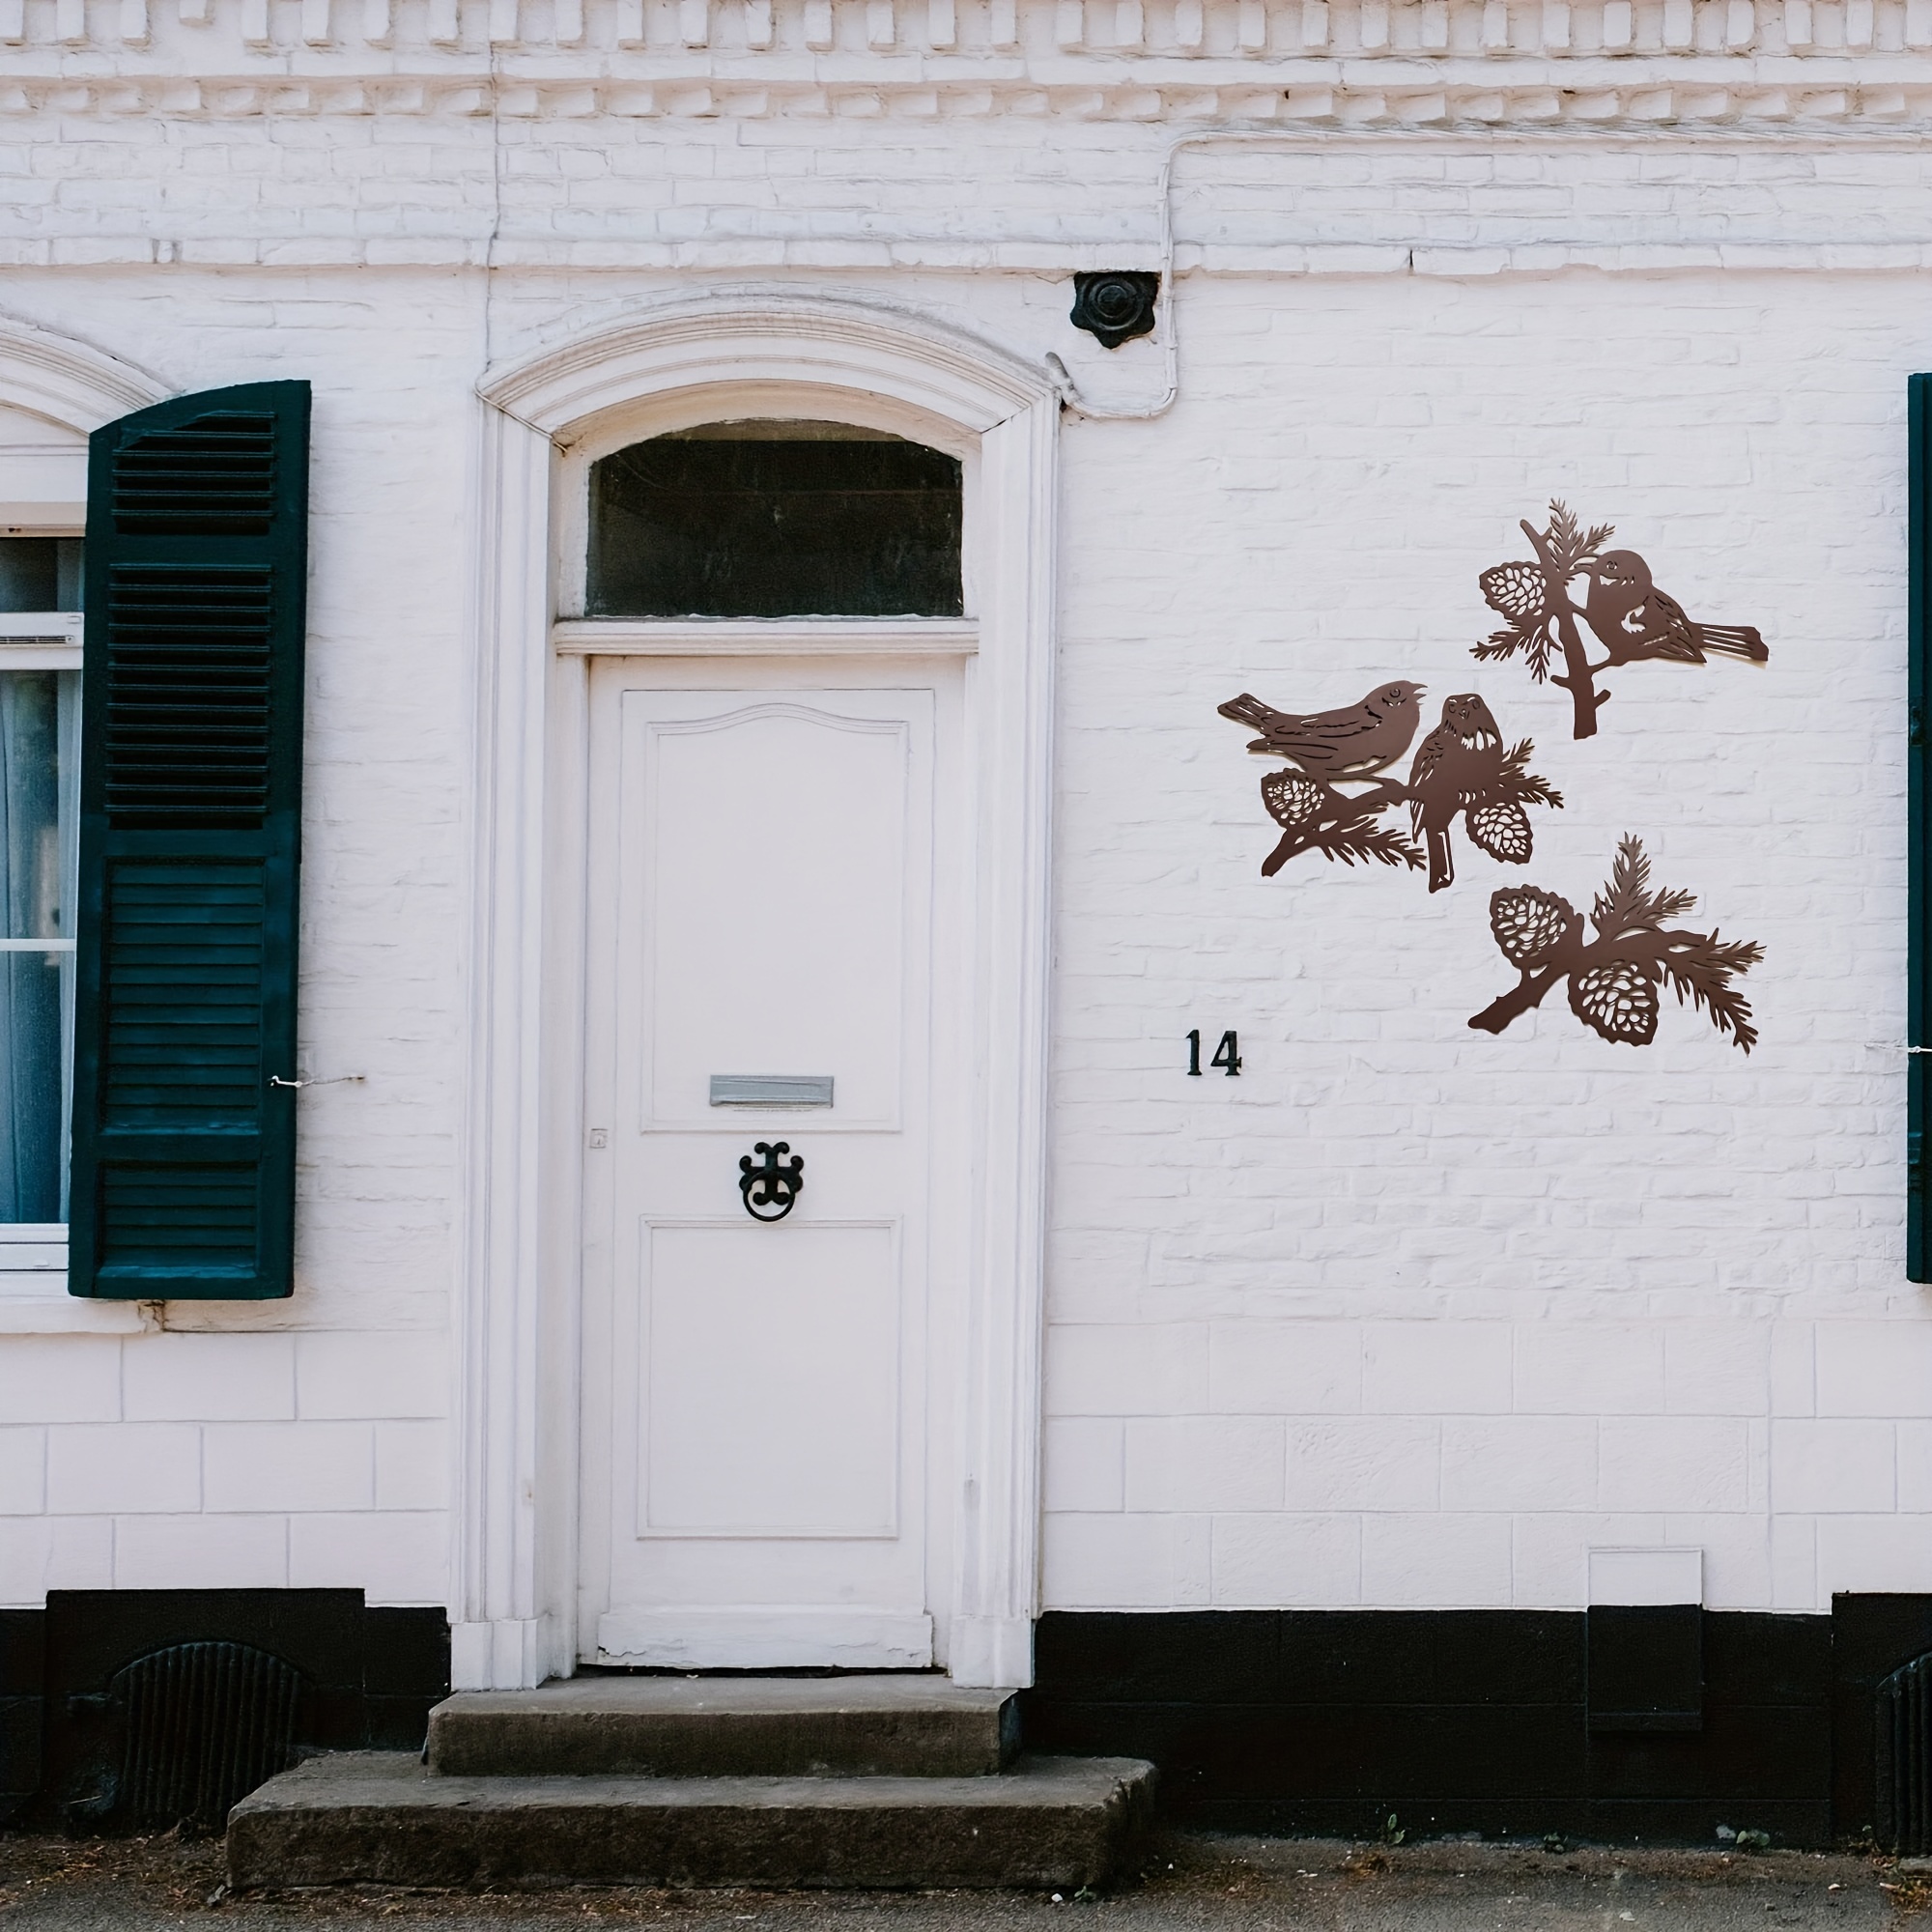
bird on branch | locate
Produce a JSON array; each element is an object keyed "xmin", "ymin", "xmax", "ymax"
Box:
[
  {"xmin": 1216, "ymin": 680, "xmax": 1426, "ymax": 778},
  {"xmin": 1580, "ymin": 550, "xmax": 1768, "ymax": 668},
  {"xmin": 1406, "ymin": 693, "xmax": 1512, "ymax": 895}
]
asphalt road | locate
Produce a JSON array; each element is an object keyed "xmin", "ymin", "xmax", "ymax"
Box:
[{"xmin": 0, "ymin": 1830, "xmax": 1909, "ymax": 1931}]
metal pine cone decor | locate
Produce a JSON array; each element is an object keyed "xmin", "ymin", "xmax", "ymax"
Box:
[
  {"xmin": 1475, "ymin": 502, "xmax": 1769, "ymax": 740},
  {"xmin": 1469, "ymin": 835, "xmax": 1764, "ymax": 1052},
  {"xmin": 1219, "ymin": 686, "xmax": 1560, "ymax": 889}
]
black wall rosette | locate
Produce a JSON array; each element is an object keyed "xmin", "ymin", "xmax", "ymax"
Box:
[{"xmin": 1069, "ymin": 272, "xmax": 1161, "ymax": 349}]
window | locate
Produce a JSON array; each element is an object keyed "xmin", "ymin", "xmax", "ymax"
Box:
[
  {"xmin": 0, "ymin": 537, "xmax": 81, "ymax": 1242},
  {"xmin": 586, "ymin": 420, "xmax": 964, "ymax": 620}
]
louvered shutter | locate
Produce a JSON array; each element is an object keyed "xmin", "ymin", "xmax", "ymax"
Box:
[
  {"xmin": 1913, "ymin": 374, "xmax": 1930, "ymax": 1282},
  {"xmin": 69, "ymin": 383, "xmax": 309, "ymax": 1299}
]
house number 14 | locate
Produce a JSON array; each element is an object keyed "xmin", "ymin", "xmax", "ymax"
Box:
[{"xmin": 1186, "ymin": 1030, "xmax": 1241, "ymax": 1076}]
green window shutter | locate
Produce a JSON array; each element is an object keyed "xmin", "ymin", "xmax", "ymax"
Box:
[
  {"xmin": 1914, "ymin": 374, "xmax": 1930, "ymax": 1282},
  {"xmin": 69, "ymin": 383, "xmax": 310, "ymax": 1300}
]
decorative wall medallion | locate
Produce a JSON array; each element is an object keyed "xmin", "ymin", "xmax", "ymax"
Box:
[
  {"xmin": 1219, "ymin": 685, "xmax": 1559, "ymax": 888},
  {"xmin": 1469, "ymin": 836, "xmax": 1763, "ymax": 1051},
  {"xmin": 1477, "ymin": 503, "xmax": 1768, "ymax": 740},
  {"xmin": 1069, "ymin": 272, "xmax": 1161, "ymax": 350}
]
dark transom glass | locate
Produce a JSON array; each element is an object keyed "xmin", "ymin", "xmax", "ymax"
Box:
[{"xmin": 586, "ymin": 421, "xmax": 963, "ymax": 620}]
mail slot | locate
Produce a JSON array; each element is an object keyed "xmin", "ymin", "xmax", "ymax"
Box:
[{"xmin": 709, "ymin": 1075, "xmax": 835, "ymax": 1109}]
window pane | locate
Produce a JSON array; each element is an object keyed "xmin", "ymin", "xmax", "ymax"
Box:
[
  {"xmin": 0, "ymin": 670, "xmax": 77, "ymax": 1223},
  {"xmin": 587, "ymin": 421, "xmax": 963, "ymax": 619},
  {"xmin": 0, "ymin": 538, "xmax": 82, "ymax": 612}
]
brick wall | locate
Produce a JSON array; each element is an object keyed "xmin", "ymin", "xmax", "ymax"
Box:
[{"xmin": 0, "ymin": 105, "xmax": 1925, "ymax": 1615}]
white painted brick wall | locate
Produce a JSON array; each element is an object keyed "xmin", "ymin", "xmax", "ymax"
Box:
[{"xmin": 0, "ymin": 114, "xmax": 1927, "ymax": 1618}]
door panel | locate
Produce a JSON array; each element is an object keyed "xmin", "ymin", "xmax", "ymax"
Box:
[
  {"xmin": 641, "ymin": 703, "xmax": 907, "ymax": 1130},
  {"xmin": 640, "ymin": 1220, "xmax": 899, "ymax": 1538},
  {"xmin": 581, "ymin": 672, "xmax": 940, "ymax": 1670}
]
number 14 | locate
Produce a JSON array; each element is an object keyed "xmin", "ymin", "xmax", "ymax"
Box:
[{"xmin": 1186, "ymin": 1029, "xmax": 1241, "ymax": 1076}]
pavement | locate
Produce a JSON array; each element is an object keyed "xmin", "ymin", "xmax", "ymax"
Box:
[{"xmin": 0, "ymin": 1828, "xmax": 1915, "ymax": 1931}]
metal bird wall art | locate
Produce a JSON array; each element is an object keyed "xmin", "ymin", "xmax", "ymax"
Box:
[
  {"xmin": 1470, "ymin": 835, "xmax": 1764, "ymax": 1052},
  {"xmin": 1218, "ymin": 685, "xmax": 1561, "ymax": 890},
  {"xmin": 1476, "ymin": 503, "xmax": 1769, "ymax": 740}
]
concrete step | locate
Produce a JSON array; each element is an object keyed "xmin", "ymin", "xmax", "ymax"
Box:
[
  {"xmin": 226, "ymin": 1750, "xmax": 1158, "ymax": 1892},
  {"xmin": 427, "ymin": 1675, "xmax": 1021, "ymax": 1779}
]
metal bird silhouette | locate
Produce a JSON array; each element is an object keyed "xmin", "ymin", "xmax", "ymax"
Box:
[
  {"xmin": 1580, "ymin": 550, "xmax": 1769, "ymax": 667},
  {"xmin": 1407, "ymin": 694, "xmax": 1504, "ymax": 895},
  {"xmin": 1475, "ymin": 504, "xmax": 1770, "ymax": 739},
  {"xmin": 1216, "ymin": 681, "xmax": 1426, "ymax": 777},
  {"xmin": 1220, "ymin": 683, "xmax": 1557, "ymax": 884}
]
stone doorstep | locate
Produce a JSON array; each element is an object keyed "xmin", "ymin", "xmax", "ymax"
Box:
[
  {"xmin": 427, "ymin": 1675, "xmax": 1023, "ymax": 1779},
  {"xmin": 225, "ymin": 1751, "xmax": 1159, "ymax": 1892}
]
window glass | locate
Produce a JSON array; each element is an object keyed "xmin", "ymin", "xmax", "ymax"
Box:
[
  {"xmin": 587, "ymin": 421, "xmax": 963, "ymax": 620},
  {"xmin": 0, "ymin": 539, "xmax": 82, "ymax": 612},
  {"xmin": 0, "ymin": 668, "xmax": 78, "ymax": 1223}
]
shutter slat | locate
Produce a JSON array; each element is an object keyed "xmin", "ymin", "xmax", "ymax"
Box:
[{"xmin": 71, "ymin": 382, "xmax": 307, "ymax": 1301}]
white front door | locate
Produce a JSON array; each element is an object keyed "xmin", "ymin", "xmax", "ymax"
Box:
[{"xmin": 579, "ymin": 661, "xmax": 953, "ymax": 1669}]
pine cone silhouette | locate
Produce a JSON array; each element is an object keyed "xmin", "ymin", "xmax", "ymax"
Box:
[
  {"xmin": 1406, "ymin": 693, "xmax": 1506, "ymax": 894},
  {"xmin": 1218, "ymin": 682, "xmax": 1426, "ymax": 777},
  {"xmin": 1466, "ymin": 798, "xmax": 1532, "ymax": 865},
  {"xmin": 1581, "ymin": 551, "xmax": 1768, "ymax": 667},
  {"xmin": 1480, "ymin": 559, "xmax": 1548, "ymax": 626},
  {"xmin": 1569, "ymin": 956, "xmax": 1660, "ymax": 1046},
  {"xmin": 1261, "ymin": 769, "xmax": 1325, "ymax": 828},
  {"xmin": 1491, "ymin": 886, "xmax": 1575, "ymax": 969}
]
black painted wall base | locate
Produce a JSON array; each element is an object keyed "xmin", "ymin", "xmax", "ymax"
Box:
[
  {"xmin": 0, "ymin": 1591, "xmax": 449, "ymax": 1831},
  {"xmin": 5, "ymin": 1592, "xmax": 1928, "ymax": 1847},
  {"xmin": 1026, "ymin": 1600, "xmax": 1932, "ymax": 1847}
]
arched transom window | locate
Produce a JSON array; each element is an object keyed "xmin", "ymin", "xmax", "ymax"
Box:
[{"xmin": 585, "ymin": 419, "xmax": 964, "ymax": 621}]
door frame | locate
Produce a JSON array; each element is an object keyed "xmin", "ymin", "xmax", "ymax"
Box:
[{"xmin": 453, "ymin": 289, "xmax": 1059, "ymax": 1690}]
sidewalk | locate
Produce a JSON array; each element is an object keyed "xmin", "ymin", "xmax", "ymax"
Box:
[{"xmin": 0, "ymin": 1829, "xmax": 1909, "ymax": 1930}]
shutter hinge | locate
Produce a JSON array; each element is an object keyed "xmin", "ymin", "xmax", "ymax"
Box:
[{"xmin": 268, "ymin": 1073, "xmax": 365, "ymax": 1090}]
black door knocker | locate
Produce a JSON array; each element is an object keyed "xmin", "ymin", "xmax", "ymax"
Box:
[{"xmin": 739, "ymin": 1142, "xmax": 805, "ymax": 1222}]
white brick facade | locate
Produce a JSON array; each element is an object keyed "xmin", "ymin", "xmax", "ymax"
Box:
[{"xmin": 3, "ymin": 2, "xmax": 1930, "ymax": 1640}]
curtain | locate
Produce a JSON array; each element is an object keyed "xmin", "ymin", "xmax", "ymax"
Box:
[{"xmin": 0, "ymin": 669, "xmax": 77, "ymax": 1223}]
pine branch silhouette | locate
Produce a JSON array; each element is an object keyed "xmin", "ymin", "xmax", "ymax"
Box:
[{"xmin": 1468, "ymin": 835, "xmax": 1763, "ymax": 1052}]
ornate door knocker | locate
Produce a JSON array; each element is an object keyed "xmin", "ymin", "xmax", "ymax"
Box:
[{"xmin": 738, "ymin": 1142, "xmax": 805, "ymax": 1222}]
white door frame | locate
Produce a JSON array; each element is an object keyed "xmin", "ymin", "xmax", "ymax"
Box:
[{"xmin": 453, "ymin": 289, "xmax": 1059, "ymax": 1691}]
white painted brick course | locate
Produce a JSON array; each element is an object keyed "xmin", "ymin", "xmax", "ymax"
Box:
[
  {"xmin": 1207, "ymin": 1321, "xmax": 1361, "ymax": 1414},
  {"xmin": 1362, "ymin": 1512, "xmax": 1514, "ymax": 1608},
  {"xmin": 0, "ymin": 1516, "xmax": 113, "ymax": 1603},
  {"xmin": 46, "ymin": 1424, "xmax": 200, "ymax": 1515},
  {"xmin": 1286, "ymin": 1419, "xmax": 1440, "ymax": 1512},
  {"xmin": 296, "ymin": 1331, "xmax": 447, "ymax": 1419},
  {"xmin": 0, "ymin": 1428, "xmax": 46, "ymax": 1514},
  {"xmin": 122, "ymin": 1333, "xmax": 297, "ymax": 1421},
  {"xmin": 203, "ymin": 1422, "xmax": 376, "ymax": 1512},
  {"xmin": 1210, "ymin": 1512, "xmax": 1362, "ymax": 1606},
  {"xmin": 1440, "ymin": 1418, "xmax": 1597, "ymax": 1513},
  {"xmin": 1042, "ymin": 1417, "xmax": 1124, "ymax": 1514},
  {"xmin": 1364, "ymin": 1322, "xmax": 1511, "ymax": 1413},
  {"xmin": 374, "ymin": 1420, "xmax": 449, "ymax": 1511},
  {"xmin": 0, "ymin": 1338, "xmax": 120, "ymax": 1425},
  {"xmin": 288, "ymin": 1509, "xmax": 446, "ymax": 1603},
  {"xmin": 1124, "ymin": 1416, "xmax": 1286, "ymax": 1512},
  {"xmin": 112, "ymin": 1514, "xmax": 290, "ymax": 1590},
  {"xmin": 1772, "ymin": 1419, "xmax": 1898, "ymax": 1514}
]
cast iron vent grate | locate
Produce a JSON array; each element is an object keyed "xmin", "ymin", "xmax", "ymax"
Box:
[
  {"xmin": 111, "ymin": 412, "xmax": 278, "ymax": 535},
  {"xmin": 1879, "ymin": 1651, "xmax": 1932, "ymax": 1853},
  {"xmin": 108, "ymin": 1640, "xmax": 301, "ymax": 1833}
]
